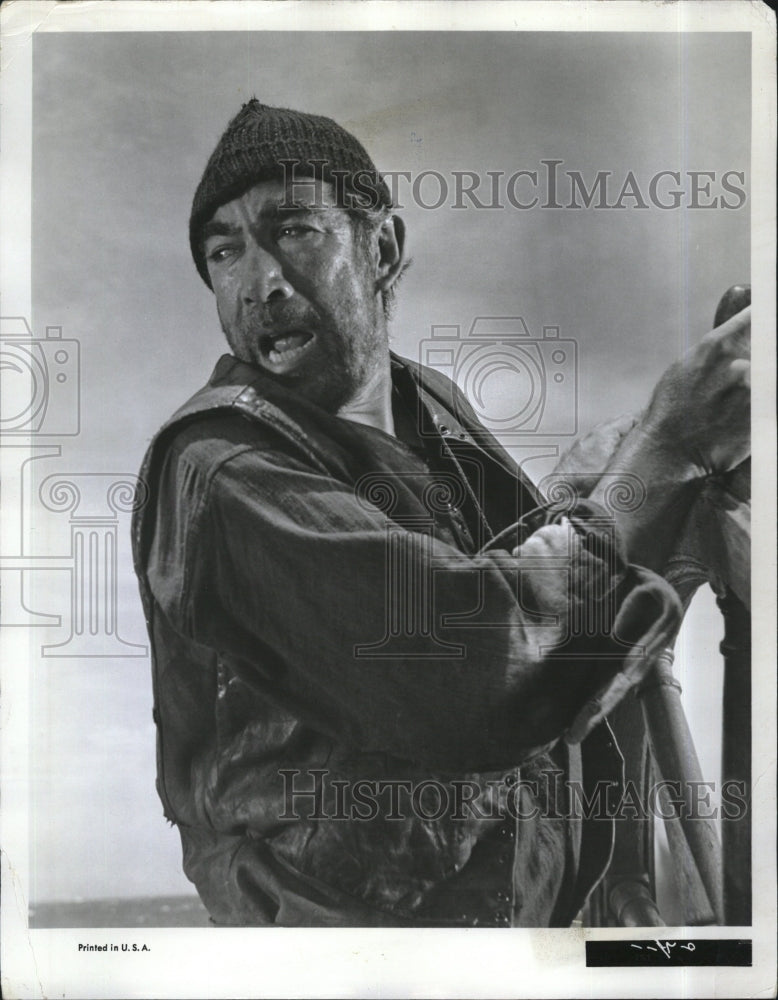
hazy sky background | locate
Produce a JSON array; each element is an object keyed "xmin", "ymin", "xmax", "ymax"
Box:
[{"xmin": 28, "ymin": 30, "xmax": 750, "ymax": 904}]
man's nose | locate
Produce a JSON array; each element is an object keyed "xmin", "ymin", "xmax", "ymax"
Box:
[{"xmin": 240, "ymin": 242, "xmax": 294, "ymax": 305}]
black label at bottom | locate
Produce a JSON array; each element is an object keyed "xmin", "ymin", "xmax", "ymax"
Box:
[{"xmin": 586, "ymin": 939, "xmax": 752, "ymax": 967}]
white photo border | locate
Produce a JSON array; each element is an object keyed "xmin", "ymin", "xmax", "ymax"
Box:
[{"xmin": 1, "ymin": 2, "xmax": 775, "ymax": 998}]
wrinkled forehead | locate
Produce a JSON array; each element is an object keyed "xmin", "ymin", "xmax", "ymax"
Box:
[{"xmin": 207, "ymin": 176, "xmax": 345, "ymax": 226}]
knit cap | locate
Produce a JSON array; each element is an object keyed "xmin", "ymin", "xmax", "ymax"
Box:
[{"xmin": 190, "ymin": 99, "xmax": 393, "ymax": 287}]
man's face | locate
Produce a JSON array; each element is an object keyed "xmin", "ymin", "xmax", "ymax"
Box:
[{"xmin": 202, "ymin": 177, "xmax": 386, "ymax": 413}]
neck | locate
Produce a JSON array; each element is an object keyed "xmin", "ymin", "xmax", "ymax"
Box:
[{"xmin": 337, "ymin": 354, "xmax": 395, "ymax": 436}]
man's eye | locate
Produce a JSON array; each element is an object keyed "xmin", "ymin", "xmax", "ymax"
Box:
[
  {"xmin": 207, "ymin": 246, "xmax": 237, "ymax": 263},
  {"xmin": 277, "ymin": 224, "xmax": 315, "ymax": 240}
]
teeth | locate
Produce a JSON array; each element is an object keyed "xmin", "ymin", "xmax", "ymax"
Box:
[
  {"xmin": 266, "ymin": 332, "xmax": 312, "ymax": 366},
  {"xmin": 269, "ymin": 348, "xmax": 292, "ymax": 364},
  {"xmin": 268, "ymin": 343, "xmax": 312, "ymax": 365}
]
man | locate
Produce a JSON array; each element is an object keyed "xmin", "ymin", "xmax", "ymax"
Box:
[{"xmin": 132, "ymin": 100, "xmax": 750, "ymax": 927}]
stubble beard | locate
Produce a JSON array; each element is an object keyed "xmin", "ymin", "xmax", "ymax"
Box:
[{"xmin": 221, "ymin": 296, "xmax": 386, "ymax": 415}]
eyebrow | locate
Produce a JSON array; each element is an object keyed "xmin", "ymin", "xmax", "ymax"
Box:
[
  {"xmin": 201, "ymin": 203, "xmax": 337, "ymax": 240},
  {"xmin": 265, "ymin": 200, "xmax": 337, "ymax": 219},
  {"xmin": 200, "ymin": 220, "xmax": 242, "ymax": 242},
  {"xmin": 201, "ymin": 196, "xmax": 347, "ymax": 247}
]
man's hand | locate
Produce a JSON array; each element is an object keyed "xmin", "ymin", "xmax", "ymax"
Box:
[
  {"xmin": 641, "ymin": 306, "xmax": 751, "ymax": 477},
  {"xmin": 559, "ymin": 303, "xmax": 751, "ymax": 574}
]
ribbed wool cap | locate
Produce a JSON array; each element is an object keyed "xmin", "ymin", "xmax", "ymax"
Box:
[{"xmin": 190, "ymin": 99, "xmax": 393, "ymax": 288}]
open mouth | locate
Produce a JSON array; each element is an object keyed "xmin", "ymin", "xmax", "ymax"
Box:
[{"xmin": 260, "ymin": 330, "xmax": 315, "ymax": 371}]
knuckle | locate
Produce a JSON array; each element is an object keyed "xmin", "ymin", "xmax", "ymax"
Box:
[{"xmin": 728, "ymin": 358, "xmax": 751, "ymax": 384}]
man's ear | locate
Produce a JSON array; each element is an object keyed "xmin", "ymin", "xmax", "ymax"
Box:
[{"xmin": 375, "ymin": 214, "xmax": 406, "ymax": 295}]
